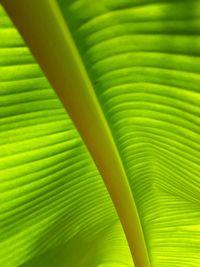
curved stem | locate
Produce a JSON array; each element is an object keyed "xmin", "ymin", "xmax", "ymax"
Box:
[{"xmin": 1, "ymin": 1, "xmax": 150, "ymax": 266}]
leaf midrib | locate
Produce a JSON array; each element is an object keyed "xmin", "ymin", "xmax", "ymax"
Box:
[{"xmin": 1, "ymin": 1, "xmax": 150, "ymax": 266}]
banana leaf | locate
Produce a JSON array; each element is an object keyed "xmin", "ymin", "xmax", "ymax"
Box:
[{"xmin": 0, "ymin": 1, "xmax": 200, "ymax": 267}]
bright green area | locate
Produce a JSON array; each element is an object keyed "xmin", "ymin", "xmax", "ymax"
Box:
[
  {"xmin": 0, "ymin": 5, "xmax": 132, "ymax": 267},
  {"xmin": 57, "ymin": 0, "xmax": 200, "ymax": 266},
  {"xmin": 0, "ymin": 0, "xmax": 200, "ymax": 266}
]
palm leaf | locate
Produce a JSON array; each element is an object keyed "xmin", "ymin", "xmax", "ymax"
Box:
[{"xmin": 1, "ymin": 1, "xmax": 200, "ymax": 267}]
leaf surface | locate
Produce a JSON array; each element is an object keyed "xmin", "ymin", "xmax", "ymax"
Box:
[
  {"xmin": 0, "ymin": 6, "xmax": 132, "ymax": 267},
  {"xmin": 1, "ymin": 1, "xmax": 200, "ymax": 267}
]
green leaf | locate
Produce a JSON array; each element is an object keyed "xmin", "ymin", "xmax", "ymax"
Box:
[
  {"xmin": 0, "ymin": 5, "xmax": 132, "ymax": 267},
  {"xmin": 1, "ymin": 0, "xmax": 200, "ymax": 267}
]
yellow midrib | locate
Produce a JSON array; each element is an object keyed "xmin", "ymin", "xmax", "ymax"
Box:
[{"xmin": 1, "ymin": 0, "xmax": 150, "ymax": 266}]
